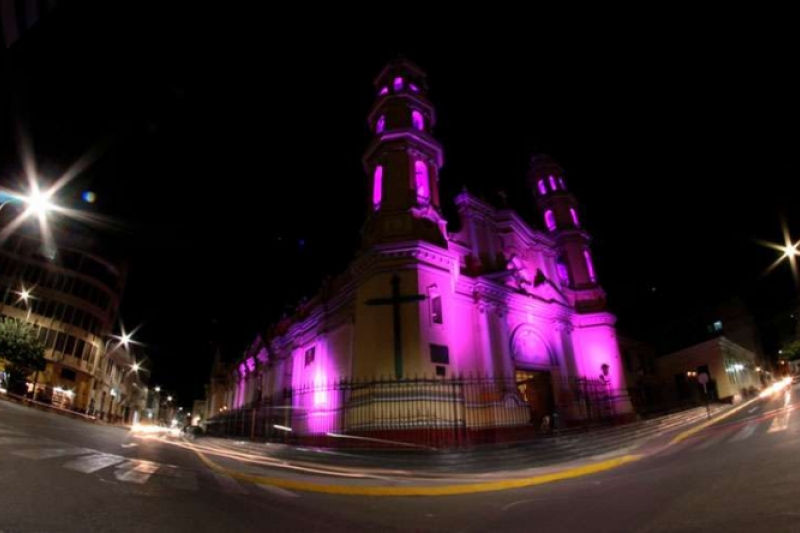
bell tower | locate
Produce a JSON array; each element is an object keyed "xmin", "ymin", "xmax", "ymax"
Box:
[
  {"xmin": 362, "ymin": 58, "xmax": 447, "ymax": 249},
  {"xmin": 529, "ymin": 155, "xmax": 606, "ymax": 312}
]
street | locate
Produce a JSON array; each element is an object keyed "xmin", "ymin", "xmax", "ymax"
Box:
[{"xmin": 3, "ymin": 387, "xmax": 800, "ymax": 533}]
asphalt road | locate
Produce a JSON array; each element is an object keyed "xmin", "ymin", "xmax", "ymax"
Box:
[{"xmin": 2, "ymin": 386, "xmax": 800, "ymax": 533}]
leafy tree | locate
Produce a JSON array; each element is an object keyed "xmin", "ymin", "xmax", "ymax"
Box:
[
  {"xmin": 781, "ymin": 339, "xmax": 800, "ymax": 361},
  {"xmin": 0, "ymin": 317, "xmax": 46, "ymax": 395}
]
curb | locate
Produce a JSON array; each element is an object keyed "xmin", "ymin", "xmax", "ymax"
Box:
[
  {"xmin": 194, "ymin": 450, "xmax": 642, "ymax": 497},
  {"xmin": 192, "ymin": 401, "xmax": 756, "ymax": 497}
]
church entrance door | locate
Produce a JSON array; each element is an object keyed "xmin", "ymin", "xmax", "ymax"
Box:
[{"xmin": 515, "ymin": 369, "xmax": 554, "ymax": 430}]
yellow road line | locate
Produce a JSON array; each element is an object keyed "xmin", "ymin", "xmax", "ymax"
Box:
[{"xmin": 195, "ymin": 450, "xmax": 642, "ymax": 497}]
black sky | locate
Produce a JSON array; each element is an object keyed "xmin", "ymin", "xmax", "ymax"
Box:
[{"xmin": 1, "ymin": 3, "xmax": 799, "ymax": 406}]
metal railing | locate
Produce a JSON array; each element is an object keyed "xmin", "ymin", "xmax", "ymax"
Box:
[{"xmin": 206, "ymin": 375, "xmax": 635, "ymax": 449}]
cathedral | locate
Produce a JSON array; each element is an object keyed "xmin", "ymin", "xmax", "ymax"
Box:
[{"xmin": 208, "ymin": 59, "xmax": 630, "ymax": 444}]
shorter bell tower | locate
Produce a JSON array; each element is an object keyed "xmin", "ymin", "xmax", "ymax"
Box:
[{"xmin": 529, "ymin": 155, "xmax": 606, "ymax": 312}]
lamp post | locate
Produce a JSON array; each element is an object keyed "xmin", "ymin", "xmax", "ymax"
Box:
[
  {"xmin": 759, "ymin": 225, "xmax": 800, "ymax": 374},
  {"xmin": 0, "ymin": 180, "xmax": 59, "ymax": 319}
]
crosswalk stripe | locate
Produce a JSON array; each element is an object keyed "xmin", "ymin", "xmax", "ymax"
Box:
[
  {"xmin": 730, "ymin": 422, "xmax": 759, "ymax": 442},
  {"xmin": 115, "ymin": 462, "xmax": 160, "ymax": 484},
  {"xmin": 14, "ymin": 447, "xmax": 96, "ymax": 460},
  {"xmin": 258, "ymin": 484, "xmax": 299, "ymax": 498},
  {"xmin": 212, "ymin": 471, "xmax": 249, "ymax": 495},
  {"xmin": 694, "ymin": 431, "xmax": 730, "ymax": 450},
  {"xmin": 64, "ymin": 454, "xmax": 126, "ymax": 473}
]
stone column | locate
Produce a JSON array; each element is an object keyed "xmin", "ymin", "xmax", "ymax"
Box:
[
  {"xmin": 495, "ymin": 305, "xmax": 515, "ymax": 383},
  {"xmin": 477, "ymin": 301, "xmax": 496, "ymax": 378}
]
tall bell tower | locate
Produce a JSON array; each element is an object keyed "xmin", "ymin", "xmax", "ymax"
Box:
[
  {"xmin": 529, "ymin": 155, "xmax": 606, "ymax": 312},
  {"xmin": 362, "ymin": 58, "xmax": 447, "ymax": 249}
]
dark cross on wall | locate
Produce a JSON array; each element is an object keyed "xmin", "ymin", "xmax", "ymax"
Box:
[{"xmin": 365, "ymin": 273, "xmax": 426, "ymax": 379}]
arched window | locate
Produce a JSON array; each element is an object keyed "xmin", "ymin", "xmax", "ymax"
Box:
[
  {"xmin": 549, "ymin": 175, "xmax": 558, "ymax": 191},
  {"xmin": 537, "ymin": 180, "xmax": 547, "ymax": 195},
  {"xmin": 379, "ymin": 86, "xmax": 389, "ymax": 96},
  {"xmin": 372, "ymin": 166, "xmax": 383, "ymax": 209},
  {"xmin": 556, "ymin": 258, "xmax": 570, "ymax": 286},
  {"xmin": 558, "ymin": 177, "xmax": 566, "ymax": 190},
  {"xmin": 584, "ymin": 249, "xmax": 597, "ymax": 282},
  {"xmin": 409, "ymin": 83, "xmax": 420, "ymax": 92},
  {"xmin": 393, "ymin": 77, "xmax": 404, "ymax": 91},
  {"xmin": 415, "ymin": 160, "xmax": 430, "ymax": 203},
  {"xmin": 544, "ymin": 210, "xmax": 556, "ymax": 231},
  {"xmin": 411, "ymin": 110, "xmax": 424, "ymax": 131},
  {"xmin": 376, "ymin": 115, "xmax": 385, "ymax": 133},
  {"xmin": 570, "ymin": 208, "xmax": 580, "ymax": 227}
]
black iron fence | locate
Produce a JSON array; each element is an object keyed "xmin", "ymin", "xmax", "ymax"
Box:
[{"xmin": 205, "ymin": 375, "xmax": 635, "ymax": 449}]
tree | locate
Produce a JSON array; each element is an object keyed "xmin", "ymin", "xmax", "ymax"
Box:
[
  {"xmin": 780, "ymin": 339, "xmax": 800, "ymax": 361},
  {"xmin": 0, "ymin": 317, "xmax": 46, "ymax": 395}
]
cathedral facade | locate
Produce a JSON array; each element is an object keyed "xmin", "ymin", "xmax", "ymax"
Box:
[{"xmin": 208, "ymin": 59, "xmax": 629, "ymax": 442}]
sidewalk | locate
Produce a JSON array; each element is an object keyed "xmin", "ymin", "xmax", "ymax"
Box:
[
  {"xmin": 0, "ymin": 391, "xmax": 130, "ymax": 429},
  {"xmin": 184, "ymin": 400, "xmax": 757, "ymax": 496}
]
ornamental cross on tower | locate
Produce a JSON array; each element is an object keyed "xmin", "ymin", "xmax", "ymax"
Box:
[{"xmin": 365, "ymin": 274, "xmax": 426, "ymax": 379}]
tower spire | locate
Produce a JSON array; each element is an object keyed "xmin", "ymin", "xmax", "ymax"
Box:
[{"xmin": 361, "ymin": 59, "xmax": 447, "ymax": 249}]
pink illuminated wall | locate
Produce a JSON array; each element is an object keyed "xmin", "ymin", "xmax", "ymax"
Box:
[
  {"xmin": 376, "ymin": 115, "xmax": 385, "ymax": 133},
  {"xmin": 411, "ymin": 110, "xmax": 424, "ymax": 131},
  {"xmin": 393, "ymin": 77, "xmax": 404, "ymax": 91},
  {"xmin": 373, "ymin": 166, "xmax": 383, "ymax": 209},
  {"xmin": 544, "ymin": 210, "xmax": 556, "ymax": 231},
  {"xmin": 291, "ymin": 344, "xmax": 340, "ymax": 435},
  {"xmin": 415, "ymin": 160, "xmax": 430, "ymax": 203},
  {"xmin": 571, "ymin": 319, "xmax": 627, "ymax": 397},
  {"xmin": 235, "ymin": 364, "xmax": 247, "ymax": 408}
]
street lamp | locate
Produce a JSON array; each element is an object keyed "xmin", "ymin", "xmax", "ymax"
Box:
[
  {"xmin": 16, "ymin": 285, "xmax": 34, "ymax": 321},
  {"xmin": 167, "ymin": 396, "xmax": 173, "ymax": 402},
  {"xmin": 120, "ymin": 332, "xmax": 133, "ymax": 349},
  {"xmin": 760, "ymin": 221, "xmax": 800, "ymax": 286},
  {"xmin": 0, "ymin": 183, "xmax": 57, "ymax": 218},
  {"xmin": 0, "ymin": 181, "xmax": 62, "ymax": 246},
  {"xmin": 155, "ymin": 386, "xmax": 161, "ymax": 393}
]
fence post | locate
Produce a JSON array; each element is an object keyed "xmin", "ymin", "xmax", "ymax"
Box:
[{"xmin": 452, "ymin": 378, "xmax": 459, "ymax": 448}]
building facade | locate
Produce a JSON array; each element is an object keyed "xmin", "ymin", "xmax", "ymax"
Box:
[
  {"xmin": 209, "ymin": 59, "xmax": 630, "ymax": 443},
  {"xmin": 658, "ymin": 336, "xmax": 763, "ymax": 403},
  {"xmin": 0, "ymin": 226, "xmax": 140, "ymax": 422}
]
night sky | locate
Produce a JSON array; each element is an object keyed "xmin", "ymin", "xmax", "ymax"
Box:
[{"xmin": 1, "ymin": 3, "xmax": 798, "ymax": 406}]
